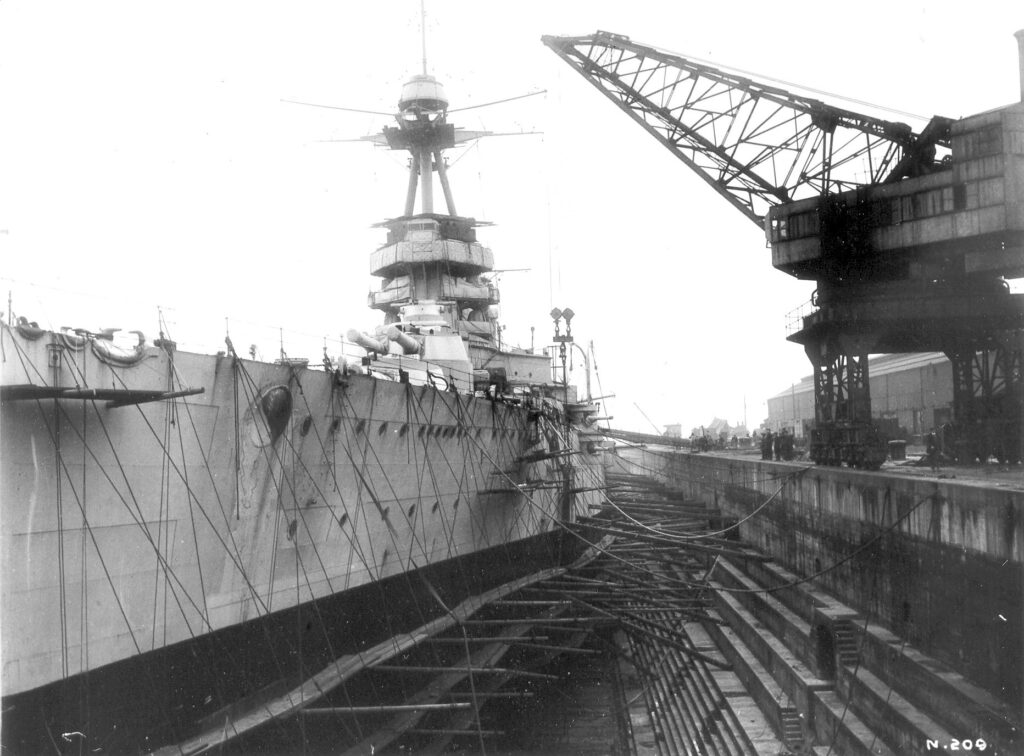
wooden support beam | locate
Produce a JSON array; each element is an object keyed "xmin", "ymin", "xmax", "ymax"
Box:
[
  {"xmin": 371, "ymin": 665, "xmax": 560, "ymax": 680},
  {"xmin": 300, "ymin": 702, "xmax": 472, "ymax": 715},
  {"xmin": 460, "ymin": 617, "xmax": 585, "ymax": 626},
  {"xmin": 426, "ymin": 635, "xmax": 550, "ymax": 644},
  {"xmin": 515, "ymin": 642, "xmax": 600, "ymax": 655},
  {"xmin": 407, "ymin": 728, "xmax": 505, "ymax": 736},
  {"xmin": 568, "ymin": 597, "xmax": 731, "ymax": 671}
]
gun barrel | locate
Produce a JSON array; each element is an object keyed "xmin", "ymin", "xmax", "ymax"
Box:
[
  {"xmin": 346, "ymin": 329, "xmax": 389, "ymax": 354},
  {"xmin": 386, "ymin": 326, "xmax": 422, "ymax": 355}
]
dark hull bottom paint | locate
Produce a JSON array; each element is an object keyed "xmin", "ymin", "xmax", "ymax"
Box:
[{"xmin": 2, "ymin": 529, "xmax": 575, "ymax": 754}]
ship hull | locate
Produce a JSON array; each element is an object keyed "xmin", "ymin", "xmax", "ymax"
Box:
[
  {"xmin": 1, "ymin": 323, "xmax": 602, "ymax": 752},
  {"xmin": 1, "ymin": 529, "xmax": 572, "ymax": 753}
]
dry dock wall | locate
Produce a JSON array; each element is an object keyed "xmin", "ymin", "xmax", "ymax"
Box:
[{"xmin": 620, "ymin": 450, "xmax": 1024, "ymax": 711}]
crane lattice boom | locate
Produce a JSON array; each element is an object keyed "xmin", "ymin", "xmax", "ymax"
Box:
[{"xmin": 542, "ymin": 31, "xmax": 951, "ymax": 228}]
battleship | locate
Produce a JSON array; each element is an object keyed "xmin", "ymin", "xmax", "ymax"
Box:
[{"xmin": 0, "ymin": 71, "xmax": 604, "ymax": 752}]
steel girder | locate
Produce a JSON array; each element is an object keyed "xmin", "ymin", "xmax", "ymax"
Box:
[
  {"xmin": 945, "ymin": 334, "xmax": 1024, "ymax": 463},
  {"xmin": 802, "ymin": 335, "xmax": 886, "ymax": 468}
]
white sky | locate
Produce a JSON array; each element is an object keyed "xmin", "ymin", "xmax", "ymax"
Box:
[{"xmin": 1, "ymin": 1, "xmax": 1021, "ymax": 434}]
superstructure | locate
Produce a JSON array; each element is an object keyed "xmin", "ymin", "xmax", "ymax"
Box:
[{"xmin": 0, "ymin": 69, "xmax": 602, "ymax": 753}]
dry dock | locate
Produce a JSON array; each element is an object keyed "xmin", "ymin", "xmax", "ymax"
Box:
[
  {"xmin": 448, "ymin": 451, "xmax": 1022, "ymax": 755},
  {"xmin": 607, "ymin": 447, "xmax": 1022, "ymax": 754},
  {"xmin": 161, "ymin": 452, "xmax": 1021, "ymax": 754}
]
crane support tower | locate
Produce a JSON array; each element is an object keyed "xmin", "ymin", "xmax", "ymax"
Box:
[{"xmin": 543, "ymin": 30, "xmax": 1024, "ymax": 467}]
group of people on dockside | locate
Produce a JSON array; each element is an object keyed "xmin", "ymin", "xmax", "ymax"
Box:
[{"xmin": 760, "ymin": 428, "xmax": 795, "ymax": 461}]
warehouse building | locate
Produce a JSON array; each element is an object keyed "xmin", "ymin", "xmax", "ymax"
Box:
[{"xmin": 766, "ymin": 353, "xmax": 953, "ymax": 440}]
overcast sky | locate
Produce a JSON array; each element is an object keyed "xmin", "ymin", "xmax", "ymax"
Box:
[{"xmin": 1, "ymin": 1, "xmax": 1021, "ymax": 433}]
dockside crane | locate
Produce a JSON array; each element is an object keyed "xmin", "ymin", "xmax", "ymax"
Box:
[{"xmin": 543, "ymin": 31, "xmax": 1024, "ymax": 467}]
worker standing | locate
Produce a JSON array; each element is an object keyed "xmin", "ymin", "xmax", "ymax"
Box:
[{"xmin": 926, "ymin": 432, "xmax": 940, "ymax": 471}]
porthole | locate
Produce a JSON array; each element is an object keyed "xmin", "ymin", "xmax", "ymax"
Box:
[
  {"xmin": 329, "ymin": 418, "xmax": 341, "ymax": 434},
  {"xmin": 378, "ymin": 421, "xmax": 389, "ymax": 435},
  {"xmin": 408, "ymin": 504, "xmax": 416, "ymax": 518},
  {"xmin": 338, "ymin": 512, "xmax": 349, "ymax": 527},
  {"xmin": 355, "ymin": 419, "xmax": 367, "ymax": 434},
  {"xmin": 299, "ymin": 415, "xmax": 312, "ymax": 436}
]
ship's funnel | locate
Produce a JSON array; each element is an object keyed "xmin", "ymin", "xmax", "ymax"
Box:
[
  {"xmin": 1016, "ymin": 30, "xmax": 1024, "ymax": 102},
  {"xmin": 386, "ymin": 326, "xmax": 422, "ymax": 355},
  {"xmin": 346, "ymin": 328, "xmax": 389, "ymax": 354}
]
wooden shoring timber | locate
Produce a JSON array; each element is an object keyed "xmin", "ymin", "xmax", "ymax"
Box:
[
  {"xmin": 606, "ymin": 496, "xmax": 703, "ymax": 507},
  {"xmin": 585, "ymin": 585, "xmax": 709, "ymax": 602},
  {"xmin": 460, "ymin": 617, "xmax": 588, "ymax": 626},
  {"xmin": 593, "ymin": 604, "xmax": 719, "ymax": 622},
  {"xmin": 299, "ymin": 702, "xmax": 473, "ymax": 715},
  {"xmin": 546, "ymin": 574, "xmax": 640, "ymax": 588},
  {"xmin": 339, "ymin": 602, "xmax": 581, "ymax": 753},
  {"xmin": 371, "ymin": 665, "xmax": 560, "ymax": 680},
  {"xmin": 589, "ymin": 597, "xmax": 710, "ymax": 609},
  {"xmin": 512, "ymin": 641, "xmax": 601, "ymax": 655},
  {"xmin": 589, "ymin": 590, "xmax": 708, "ymax": 602},
  {"xmin": 339, "ymin": 617, "xmax": 570, "ymax": 756},
  {"xmin": 594, "ymin": 601, "xmax": 711, "ymax": 626},
  {"xmin": 588, "ymin": 584, "xmax": 708, "ymax": 604},
  {"xmin": 153, "ymin": 536, "xmax": 616, "ymax": 756},
  {"xmin": 614, "ymin": 507, "xmax": 708, "ymax": 517},
  {"xmin": 606, "ymin": 558, "xmax": 706, "ymax": 570},
  {"xmin": 568, "ymin": 596, "xmax": 730, "ymax": 671},
  {"xmin": 584, "ymin": 521, "xmax": 771, "ymax": 561},
  {"xmin": 587, "ymin": 629, "xmax": 665, "ymax": 681},
  {"xmin": 520, "ymin": 586, "xmax": 608, "ymax": 596},
  {"xmin": 626, "ymin": 517, "xmax": 713, "ymax": 529},
  {"xmin": 595, "ymin": 567, "xmax": 705, "ymax": 584},
  {"xmin": 409, "ymin": 627, "xmax": 595, "ymax": 756},
  {"xmin": 583, "ymin": 567, "xmax": 698, "ymax": 591},
  {"xmin": 425, "ymin": 635, "xmax": 551, "ymax": 644},
  {"xmin": 602, "ymin": 527, "xmax": 739, "ymax": 551},
  {"xmin": 616, "ymin": 517, "xmax": 711, "ymax": 529},
  {"xmin": 532, "ymin": 622, "xmax": 608, "ymax": 632},
  {"xmin": 585, "ymin": 519, "xmax": 711, "ymax": 535},
  {"xmin": 407, "ymin": 728, "xmax": 505, "ymax": 736},
  {"xmin": 615, "ymin": 613, "xmax": 730, "ymax": 670},
  {"xmin": 604, "ymin": 542, "xmax": 684, "ymax": 551}
]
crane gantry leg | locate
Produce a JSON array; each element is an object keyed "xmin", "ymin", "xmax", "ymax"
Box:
[
  {"xmin": 945, "ymin": 332, "xmax": 1024, "ymax": 464},
  {"xmin": 805, "ymin": 334, "xmax": 885, "ymax": 469}
]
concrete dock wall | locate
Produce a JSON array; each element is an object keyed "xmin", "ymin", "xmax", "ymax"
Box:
[{"xmin": 620, "ymin": 449, "xmax": 1024, "ymax": 710}]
